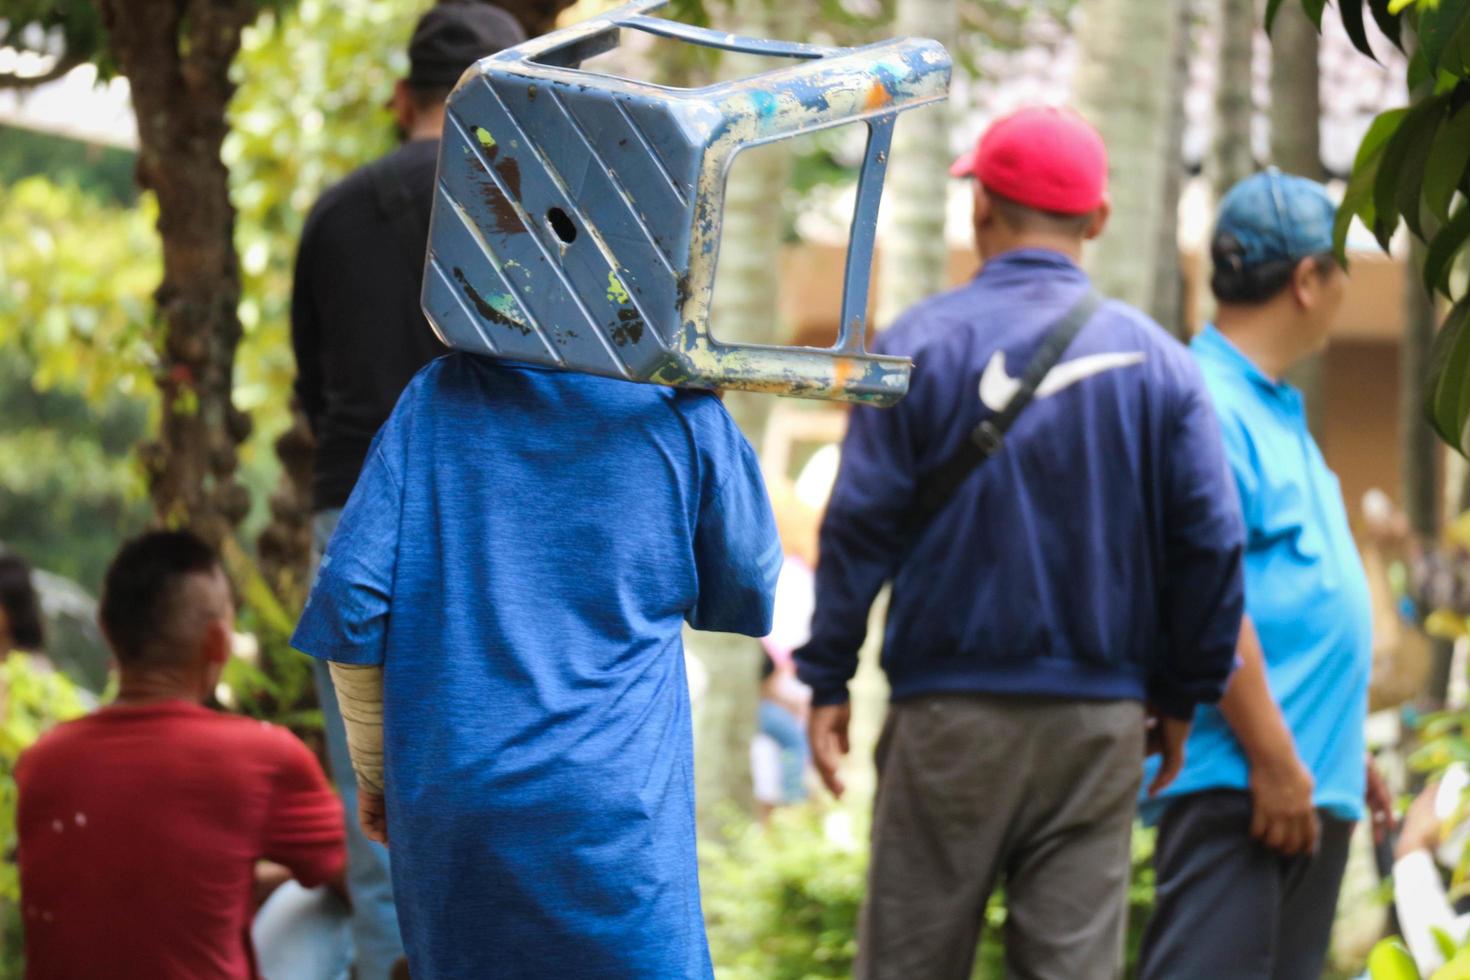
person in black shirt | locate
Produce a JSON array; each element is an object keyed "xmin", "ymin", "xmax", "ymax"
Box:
[{"xmin": 289, "ymin": 5, "xmax": 525, "ymax": 978}]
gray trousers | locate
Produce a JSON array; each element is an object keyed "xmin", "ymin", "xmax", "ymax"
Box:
[
  {"xmin": 1138, "ymin": 790, "xmax": 1355, "ymax": 980},
  {"xmin": 857, "ymin": 694, "xmax": 1145, "ymax": 980}
]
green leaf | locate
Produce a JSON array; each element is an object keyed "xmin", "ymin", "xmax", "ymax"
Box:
[
  {"xmin": 1425, "ymin": 295, "xmax": 1470, "ymax": 454},
  {"xmin": 1340, "ymin": 0, "xmax": 1379, "ymax": 59},
  {"xmin": 1435, "ymin": 926, "xmax": 1460, "ymax": 961},
  {"xmin": 1337, "ymin": 107, "xmax": 1411, "ymax": 259},
  {"xmin": 1266, "ymin": 0, "xmax": 1288, "ymax": 34},
  {"xmin": 1375, "ymin": 96, "xmax": 1447, "ymax": 248},
  {"xmin": 1371, "ymin": 0, "xmax": 1407, "ymax": 48},
  {"xmin": 1411, "ymin": 46, "xmax": 1434, "ymax": 93},
  {"xmin": 1388, "ymin": 0, "xmax": 1416, "ymax": 13},
  {"xmin": 1420, "ymin": 0, "xmax": 1470, "ymax": 74},
  {"xmin": 1366, "ymin": 937, "xmax": 1422, "ymax": 979},
  {"xmin": 1304, "ymin": 0, "xmax": 1329, "ymax": 26},
  {"xmin": 1426, "ymin": 105, "xmax": 1470, "ymax": 222},
  {"xmin": 1426, "ymin": 201, "xmax": 1470, "ymax": 296}
]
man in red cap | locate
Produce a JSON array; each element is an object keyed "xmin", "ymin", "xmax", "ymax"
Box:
[{"xmin": 795, "ymin": 106, "xmax": 1246, "ymax": 978}]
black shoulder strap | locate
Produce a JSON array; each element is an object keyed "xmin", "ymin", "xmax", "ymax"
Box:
[{"xmin": 912, "ymin": 288, "xmax": 1104, "ymax": 527}]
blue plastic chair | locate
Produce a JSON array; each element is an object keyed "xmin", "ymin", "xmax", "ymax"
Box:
[{"xmin": 422, "ymin": 0, "xmax": 951, "ymax": 406}]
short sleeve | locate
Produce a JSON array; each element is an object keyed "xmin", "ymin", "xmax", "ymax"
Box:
[
  {"xmin": 291, "ymin": 441, "xmax": 403, "ymax": 666},
  {"xmin": 260, "ymin": 728, "xmax": 346, "ymax": 887},
  {"xmin": 687, "ymin": 422, "xmax": 782, "ymax": 636}
]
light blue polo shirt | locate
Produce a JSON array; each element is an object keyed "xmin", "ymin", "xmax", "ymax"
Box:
[{"xmin": 1152, "ymin": 325, "xmax": 1372, "ymax": 821}]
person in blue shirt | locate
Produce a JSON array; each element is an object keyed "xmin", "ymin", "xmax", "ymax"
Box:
[
  {"xmin": 1138, "ymin": 170, "xmax": 1393, "ymax": 980},
  {"xmin": 291, "ymin": 354, "xmax": 781, "ymax": 979},
  {"xmin": 794, "ymin": 106, "xmax": 1245, "ymax": 980}
]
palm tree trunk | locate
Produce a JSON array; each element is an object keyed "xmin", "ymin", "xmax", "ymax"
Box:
[
  {"xmin": 1269, "ymin": 1, "xmax": 1327, "ymax": 436},
  {"xmin": 685, "ymin": 0, "xmax": 797, "ymax": 826},
  {"xmin": 875, "ymin": 0, "xmax": 957, "ymax": 328},
  {"xmin": 1213, "ymin": 0, "xmax": 1258, "ymax": 197},
  {"xmin": 1072, "ymin": 0, "xmax": 1188, "ymax": 323}
]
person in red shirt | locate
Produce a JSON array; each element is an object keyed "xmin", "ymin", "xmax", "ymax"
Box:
[{"xmin": 15, "ymin": 530, "xmax": 346, "ymax": 980}]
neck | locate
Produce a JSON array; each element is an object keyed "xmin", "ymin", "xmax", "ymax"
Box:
[
  {"xmin": 114, "ymin": 665, "xmax": 209, "ymax": 706},
  {"xmin": 408, "ymin": 109, "xmax": 446, "ymax": 142},
  {"xmin": 979, "ymin": 232, "xmax": 1085, "ymax": 265},
  {"xmin": 1214, "ymin": 303, "xmax": 1308, "ymax": 381}
]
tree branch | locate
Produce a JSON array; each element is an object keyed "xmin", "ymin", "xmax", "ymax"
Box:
[{"xmin": 0, "ymin": 54, "xmax": 84, "ymax": 90}]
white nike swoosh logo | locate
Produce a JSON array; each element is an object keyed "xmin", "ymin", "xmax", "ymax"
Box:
[{"xmin": 978, "ymin": 350, "xmax": 1147, "ymax": 413}]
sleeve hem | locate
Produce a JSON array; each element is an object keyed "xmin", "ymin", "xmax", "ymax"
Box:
[{"xmin": 808, "ymin": 687, "xmax": 852, "ymax": 708}]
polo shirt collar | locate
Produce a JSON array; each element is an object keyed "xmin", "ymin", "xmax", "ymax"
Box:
[{"xmin": 1195, "ymin": 324, "xmax": 1301, "ymax": 406}]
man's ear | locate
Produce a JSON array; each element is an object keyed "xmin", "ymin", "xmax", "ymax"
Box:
[
  {"xmin": 1084, "ymin": 198, "xmax": 1111, "ymax": 241},
  {"xmin": 972, "ymin": 181, "xmax": 994, "ymax": 231},
  {"xmin": 390, "ymin": 79, "xmax": 415, "ymax": 133},
  {"xmin": 1290, "ymin": 254, "xmax": 1320, "ymax": 310},
  {"xmin": 202, "ymin": 617, "xmax": 232, "ymax": 667}
]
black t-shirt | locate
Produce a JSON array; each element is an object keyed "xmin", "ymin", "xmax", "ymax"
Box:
[{"xmin": 291, "ymin": 137, "xmax": 448, "ymax": 511}]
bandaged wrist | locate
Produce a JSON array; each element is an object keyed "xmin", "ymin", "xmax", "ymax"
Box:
[{"xmin": 329, "ymin": 662, "xmax": 385, "ymax": 796}]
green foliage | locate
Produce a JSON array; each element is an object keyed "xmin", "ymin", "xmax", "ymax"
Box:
[
  {"xmin": 0, "ymin": 652, "xmax": 87, "ymax": 977},
  {"xmin": 1298, "ymin": 0, "xmax": 1470, "ymax": 455},
  {"xmin": 0, "ymin": 125, "xmax": 136, "ymax": 205},
  {"xmin": 701, "ymin": 807, "xmax": 866, "ymax": 978},
  {"xmin": 700, "ymin": 808, "xmax": 1157, "ymax": 980},
  {"xmin": 0, "ymin": 176, "xmax": 155, "ymax": 589}
]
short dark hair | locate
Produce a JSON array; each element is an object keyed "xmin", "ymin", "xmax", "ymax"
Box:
[
  {"xmin": 0, "ymin": 553, "xmax": 44, "ymax": 651},
  {"xmin": 1210, "ymin": 234, "xmax": 1338, "ymax": 305},
  {"xmin": 405, "ymin": 82, "xmax": 453, "ymax": 112},
  {"xmin": 99, "ymin": 531, "xmax": 223, "ymax": 666},
  {"xmin": 986, "ymin": 188, "xmax": 1096, "ymax": 237}
]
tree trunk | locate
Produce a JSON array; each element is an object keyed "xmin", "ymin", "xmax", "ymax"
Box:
[
  {"xmin": 1402, "ymin": 238, "xmax": 1454, "ymax": 705},
  {"xmin": 97, "ymin": 0, "xmax": 256, "ymax": 548},
  {"xmin": 1151, "ymin": 0, "xmax": 1194, "ymax": 337},
  {"xmin": 256, "ymin": 401, "xmax": 316, "ymax": 611},
  {"xmin": 874, "ymin": 0, "xmax": 957, "ymax": 328},
  {"xmin": 683, "ymin": 0, "xmax": 797, "ymax": 828},
  {"xmin": 1213, "ymin": 0, "xmax": 1257, "ymax": 197},
  {"xmin": 1072, "ymin": 0, "xmax": 1187, "ymax": 321},
  {"xmin": 1269, "ymin": 1, "xmax": 1327, "ymax": 437}
]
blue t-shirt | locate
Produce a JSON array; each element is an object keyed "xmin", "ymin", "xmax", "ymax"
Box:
[
  {"xmin": 292, "ymin": 354, "xmax": 781, "ymax": 979},
  {"xmin": 1152, "ymin": 326, "xmax": 1372, "ymax": 820}
]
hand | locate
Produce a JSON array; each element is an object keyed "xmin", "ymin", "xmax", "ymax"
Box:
[
  {"xmin": 1395, "ymin": 782, "xmax": 1442, "ymax": 860},
  {"xmin": 253, "ymin": 859, "xmax": 292, "ymax": 910},
  {"xmin": 808, "ymin": 703, "xmax": 851, "ymax": 800},
  {"xmin": 1365, "ymin": 756, "xmax": 1396, "ymax": 845},
  {"xmin": 1145, "ymin": 708, "xmax": 1191, "ymax": 798},
  {"xmin": 1248, "ymin": 750, "xmax": 1318, "ymax": 856},
  {"xmin": 359, "ymin": 785, "xmax": 389, "ymax": 846}
]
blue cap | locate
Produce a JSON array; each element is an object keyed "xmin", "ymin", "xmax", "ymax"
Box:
[{"xmin": 1213, "ymin": 168, "xmax": 1336, "ymax": 268}]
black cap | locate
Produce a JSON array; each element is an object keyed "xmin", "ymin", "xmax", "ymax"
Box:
[{"xmin": 408, "ymin": 2, "xmax": 527, "ymax": 89}]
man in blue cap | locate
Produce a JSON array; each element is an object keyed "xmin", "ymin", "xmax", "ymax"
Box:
[{"xmin": 1139, "ymin": 169, "xmax": 1392, "ymax": 979}]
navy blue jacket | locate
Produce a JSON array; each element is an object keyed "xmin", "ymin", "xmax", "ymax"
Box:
[{"xmin": 794, "ymin": 249, "xmax": 1245, "ymax": 719}]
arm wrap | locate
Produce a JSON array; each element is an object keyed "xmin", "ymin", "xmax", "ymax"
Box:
[{"xmin": 328, "ymin": 662, "xmax": 385, "ymax": 795}]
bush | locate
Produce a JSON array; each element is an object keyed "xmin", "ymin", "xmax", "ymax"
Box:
[
  {"xmin": 0, "ymin": 653, "xmax": 87, "ymax": 977},
  {"xmin": 699, "ymin": 806, "xmax": 1157, "ymax": 980}
]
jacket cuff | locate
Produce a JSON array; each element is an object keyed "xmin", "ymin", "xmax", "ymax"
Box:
[
  {"xmin": 808, "ymin": 686, "xmax": 852, "ymax": 708},
  {"xmin": 1148, "ymin": 688, "xmax": 1197, "ymax": 722}
]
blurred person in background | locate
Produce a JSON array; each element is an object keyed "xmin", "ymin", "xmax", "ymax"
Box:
[
  {"xmin": 1138, "ymin": 170, "xmax": 1393, "ymax": 980},
  {"xmin": 289, "ymin": 5, "xmax": 525, "ymax": 976},
  {"xmin": 0, "ymin": 553, "xmax": 45, "ymax": 655},
  {"xmin": 1387, "ymin": 767, "xmax": 1470, "ymax": 976},
  {"xmin": 16, "ymin": 531, "xmax": 346, "ymax": 980}
]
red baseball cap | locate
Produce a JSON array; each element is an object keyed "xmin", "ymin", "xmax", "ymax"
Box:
[{"xmin": 949, "ymin": 106, "xmax": 1109, "ymax": 215}]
